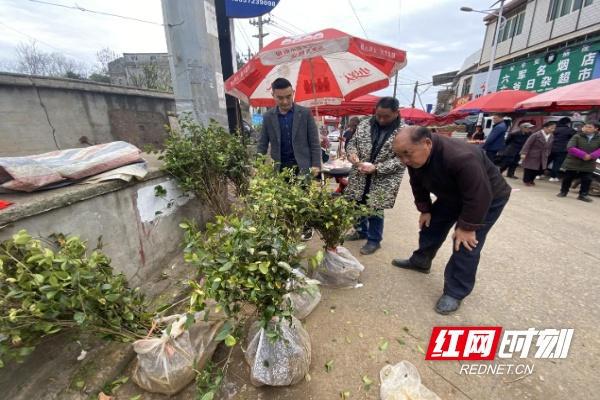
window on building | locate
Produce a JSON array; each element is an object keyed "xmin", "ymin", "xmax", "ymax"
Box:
[
  {"xmin": 548, "ymin": 0, "xmax": 593, "ymax": 21},
  {"xmin": 461, "ymin": 77, "xmax": 472, "ymax": 97},
  {"xmin": 497, "ymin": 9, "xmax": 525, "ymax": 43}
]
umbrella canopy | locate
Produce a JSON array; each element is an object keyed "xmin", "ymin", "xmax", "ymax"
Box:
[
  {"xmin": 400, "ymin": 107, "xmax": 434, "ymax": 122},
  {"xmin": 450, "ymin": 90, "xmax": 537, "ymax": 114},
  {"xmin": 515, "ymin": 79, "xmax": 600, "ymax": 111},
  {"xmin": 225, "ymin": 28, "xmax": 407, "ymax": 107},
  {"xmin": 312, "ymin": 94, "xmax": 380, "ymax": 117}
]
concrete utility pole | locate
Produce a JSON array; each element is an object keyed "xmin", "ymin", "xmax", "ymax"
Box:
[
  {"xmin": 411, "ymin": 80, "xmax": 419, "ymax": 108},
  {"xmin": 250, "ymin": 15, "xmax": 271, "ymax": 49},
  {"xmin": 161, "ymin": 0, "xmax": 228, "ymax": 126}
]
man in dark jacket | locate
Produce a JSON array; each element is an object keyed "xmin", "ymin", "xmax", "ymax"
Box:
[
  {"xmin": 498, "ymin": 122, "xmax": 534, "ymax": 179},
  {"xmin": 548, "ymin": 117, "xmax": 576, "ymax": 182},
  {"xmin": 392, "ymin": 126, "xmax": 511, "ymax": 315},
  {"xmin": 557, "ymin": 121, "xmax": 600, "ymax": 202},
  {"xmin": 482, "ymin": 114, "xmax": 508, "ymax": 162}
]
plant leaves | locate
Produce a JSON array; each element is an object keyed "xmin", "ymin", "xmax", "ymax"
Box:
[
  {"xmin": 325, "ymin": 360, "xmax": 334, "ymax": 372},
  {"xmin": 362, "ymin": 375, "xmax": 373, "ymax": 391},
  {"xmin": 379, "ymin": 340, "xmax": 389, "ymax": 351}
]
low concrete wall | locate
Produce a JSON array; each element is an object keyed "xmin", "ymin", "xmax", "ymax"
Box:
[
  {"xmin": 0, "ymin": 166, "xmax": 207, "ymax": 287},
  {"xmin": 0, "ymin": 73, "xmax": 176, "ymax": 156}
]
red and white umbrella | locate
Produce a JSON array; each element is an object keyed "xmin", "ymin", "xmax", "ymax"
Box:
[
  {"xmin": 225, "ymin": 28, "xmax": 407, "ymax": 107},
  {"xmin": 515, "ymin": 78, "xmax": 600, "ymax": 111}
]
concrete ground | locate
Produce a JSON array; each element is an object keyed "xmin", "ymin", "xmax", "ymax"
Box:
[{"xmin": 115, "ymin": 172, "xmax": 600, "ymax": 400}]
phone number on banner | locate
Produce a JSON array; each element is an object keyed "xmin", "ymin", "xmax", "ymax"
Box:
[{"xmin": 231, "ymin": 0, "xmax": 277, "ymax": 6}]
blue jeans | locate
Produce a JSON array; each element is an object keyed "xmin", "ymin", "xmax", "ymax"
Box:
[
  {"xmin": 357, "ymin": 213, "xmax": 384, "ymax": 244},
  {"xmin": 409, "ymin": 196, "xmax": 509, "ymax": 300}
]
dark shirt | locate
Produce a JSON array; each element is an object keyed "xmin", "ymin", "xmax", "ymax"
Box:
[
  {"xmin": 343, "ymin": 129, "xmax": 354, "ymax": 152},
  {"xmin": 278, "ymin": 106, "xmax": 295, "ymax": 166},
  {"xmin": 503, "ymin": 131, "xmax": 530, "ymax": 157},
  {"xmin": 369, "ymin": 117, "xmax": 400, "ymax": 162},
  {"xmin": 408, "ymin": 134, "xmax": 512, "ymax": 231},
  {"xmin": 552, "ymin": 124, "xmax": 576, "ymax": 153}
]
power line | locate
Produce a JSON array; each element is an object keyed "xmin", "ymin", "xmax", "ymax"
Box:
[
  {"xmin": 237, "ymin": 20, "xmax": 256, "ymax": 54},
  {"xmin": 0, "ymin": 19, "xmax": 81, "ymax": 59},
  {"xmin": 270, "ymin": 21, "xmax": 297, "ymax": 36},
  {"xmin": 270, "ymin": 14, "xmax": 306, "ymax": 34},
  {"xmin": 347, "ymin": 0, "xmax": 368, "ymax": 38},
  {"xmin": 28, "ymin": 0, "xmax": 165, "ymax": 26}
]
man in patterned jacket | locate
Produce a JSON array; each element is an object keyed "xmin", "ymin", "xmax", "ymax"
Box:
[{"xmin": 344, "ymin": 97, "xmax": 406, "ymax": 255}]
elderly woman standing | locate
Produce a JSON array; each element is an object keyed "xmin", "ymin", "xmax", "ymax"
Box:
[
  {"xmin": 520, "ymin": 121, "xmax": 556, "ymax": 186},
  {"xmin": 345, "ymin": 97, "xmax": 406, "ymax": 255}
]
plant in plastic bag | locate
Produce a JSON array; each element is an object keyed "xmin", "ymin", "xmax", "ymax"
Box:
[
  {"xmin": 244, "ymin": 316, "xmax": 311, "ymax": 387},
  {"xmin": 182, "ymin": 215, "xmax": 306, "ymax": 342},
  {"xmin": 159, "ymin": 114, "xmax": 252, "ymax": 215},
  {"xmin": 0, "ymin": 230, "xmax": 151, "ymax": 367}
]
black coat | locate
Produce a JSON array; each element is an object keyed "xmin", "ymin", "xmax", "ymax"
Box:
[
  {"xmin": 551, "ymin": 125, "xmax": 576, "ymax": 153},
  {"xmin": 408, "ymin": 134, "xmax": 511, "ymax": 231},
  {"xmin": 502, "ymin": 132, "xmax": 530, "ymax": 157}
]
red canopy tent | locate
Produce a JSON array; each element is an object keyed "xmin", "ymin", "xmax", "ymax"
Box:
[
  {"xmin": 400, "ymin": 107, "xmax": 435, "ymax": 123},
  {"xmin": 311, "ymin": 94, "xmax": 379, "ymax": 116},
  {"xmin": 515, "ymin": 78, "xmax": 600, "ymax": 111},
  {"xmin": 449, "ymin": 90, "xmax": 537, "ymax": 114}
]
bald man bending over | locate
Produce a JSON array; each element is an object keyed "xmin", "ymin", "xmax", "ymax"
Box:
[{"xmin": 392, "ymin": 126, "xmax": 511, "ymax": 315}]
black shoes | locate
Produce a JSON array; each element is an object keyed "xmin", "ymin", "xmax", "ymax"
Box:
[
  {"xmin": 391, "ymin": 258, "xmax": 431, "ymax": 274},
  {"xmin": 345, "ymin": 231, "xmax": 367, "ymax": 241},
  {"xmin": 578, "ymin": 195, "xmax": 593, "ymax": 203},
  {"xmin": 360, "ymin": 242, "xmax": 381, "ymax": 255},
  {"xmin": 507, "ymin": 175, "xmax": 519, "ymax": 179},
  {"xmin": 435, "ymin": 294, "xmax": 462, "ymax": 315},
  {"xmin": 556, "ymin": 192, "xmax": 567, "ymax": 197}
]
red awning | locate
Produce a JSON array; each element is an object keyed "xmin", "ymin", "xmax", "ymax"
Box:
[
  {"xmin": 450, "ymin": 90, "xmax": 537, "ymax": 114},
  {"xmin": 515, "ymin": 79, "xmax": 600, "ymax": 111}
]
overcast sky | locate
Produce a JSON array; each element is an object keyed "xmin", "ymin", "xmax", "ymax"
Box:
[{"xmin": 0, "ymin": 0, "xmax": 494, "ymax": 107}]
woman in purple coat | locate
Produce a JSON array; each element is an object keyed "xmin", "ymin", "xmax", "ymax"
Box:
[{"xmin": 520, "ymin": 121, "xmax": 556, "ymax": 186}]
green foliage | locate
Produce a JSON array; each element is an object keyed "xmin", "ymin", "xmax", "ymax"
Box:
[
  {"xmin": 0, "ymin": 230, "xmax": 151, "ymax": 367},
  {"xmin": 160, "ymin": 114, "xmax": 252, "ymax": 215},
  {"xmin": 182, "ymin": 215, "xmax": 303, "ymax": 339},
  {"xmin": 305, "ymin": 184, "xmax": 370, "ymax": 250},
  {"xmin": 241, "ymin": 161, "xmax": 314, "ymax": 240},
  {"xmin": 195, "ymin": 360, "xmax": 224, "ymax": 400}
]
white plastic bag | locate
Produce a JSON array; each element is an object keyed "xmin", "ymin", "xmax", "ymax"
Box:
[
  {"xmin": 132, "ymin": 313, "xmax": 224, "ymax": 395},
  {"xmin": 314, "ymin": 246, "xmax": 364, "ymax": 288},
  {"xmin": 244, "ymin": 316, "xmax": 311, "ymax": 387},
  {"xmin": 380, "ymin": 361, "xmax": 441, "ymax": 400},
  {"xmin": 284, "ymin": 284, "xmax": 321, "ymax": 320}
]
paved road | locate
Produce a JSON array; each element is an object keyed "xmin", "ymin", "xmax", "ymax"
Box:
[{"xmin": 118, "ymin": 173, "xmax": 600, "ymax": 400}]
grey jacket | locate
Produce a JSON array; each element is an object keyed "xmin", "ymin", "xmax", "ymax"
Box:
[{"xmin": 257, "ymin": 105, "xmax": 321, "ymax": 170}]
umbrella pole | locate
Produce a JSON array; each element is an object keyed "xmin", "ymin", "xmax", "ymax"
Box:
[{"xmin": 309, "ymin": 58, "xmax": 319, "ymax": 118}]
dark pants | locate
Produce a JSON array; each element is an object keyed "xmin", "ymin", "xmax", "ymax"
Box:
[
  {"xmin": 560, "ymin": 170, "xmax": 593, "ymax": 196},
  {"xmin": 409, "ymin": 196, "xmax": 509, "ymax": 300},
  {"xmin": 485, "ymin": 150, "xmax": 498, "ymax": 163},
  {"xmin": 356, "ymin": 213, "xmax": 384, "ymax": 244},
  {"xmin": 523, "ymin": 168, "xmax": 540, "ymax": 183},
  {"xmin": 498, "ymin": 155, "xmax": 519, "ymax": 177},
  {"xmin": 548, "ymin": 151, "xmax": 567, "ymax": 178}
]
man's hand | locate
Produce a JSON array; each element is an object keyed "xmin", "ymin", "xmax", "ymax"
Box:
[
  {"xmin": 348, "ymin": 153, "xmax": 359, "ymax": 165},
  {"xmin": 358, "ymin": 162, "xmax": 376, "ymax": 175},
  {"xmin": 310, "ymin": 167, "xmax": 321, "ymax": 177},
  {"xmin": 419, "ymin": 213, "xmax": 431, "ymax": 229},
  {"xmin": 452, "ymin": 228, "xmax": 478, "ymax": 252},
  {"xmin": 584, "ymin": 154, "xmax": 592, "ymax": 161}
]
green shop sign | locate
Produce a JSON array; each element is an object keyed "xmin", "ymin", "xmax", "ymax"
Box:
[{"xmin": 497, "ymin": 42, "xmax": 600, "ymax": 93}]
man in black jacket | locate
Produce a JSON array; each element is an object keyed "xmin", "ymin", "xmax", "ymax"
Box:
[
  {"xmin": 498, "ymin": 122, "xmax": 534, "ymax": 179},
  {"xmin": 548, "ymin": 117, "xmax": 576, "ymax": 182},
  {"xmin": 392, "ymin": 126, "xmax": 511, "ymax": 315}
]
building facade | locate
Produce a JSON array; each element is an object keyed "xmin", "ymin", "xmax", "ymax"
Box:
[
  {"xmin": 433, "ymin": 0, "xmax": 600, "ymax": 110},
  {"xmin": 108, "ymin": 53, "xmax": 172, "ymax": 91}
]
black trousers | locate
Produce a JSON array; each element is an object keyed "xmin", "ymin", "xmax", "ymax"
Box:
[
  {"xmin": 560, "ymin": 170, "xmax": 593, "ymax": 196},
  {"xmin": 498, "ymin": 155, "xmax": 519, "ymax": 177},
  {"xmin": 523, "ymin": 168, "xmax": 540, "ymax": 183},
  {"xmin": 409, "ymin": 196, "xmax": 509, "ymax": 300}
]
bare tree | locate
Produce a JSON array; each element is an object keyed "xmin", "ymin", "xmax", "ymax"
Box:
[
  {"xmin": 96, "ymin": 47, "xmax": 119, "ymax": 75},
  {"xmin": 14, "ymin": 41, "xmax": 88, "ymax": 78},
  {"xmin": 129, "ymin": 64, "xmax": 172, "ymax": 92}
]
